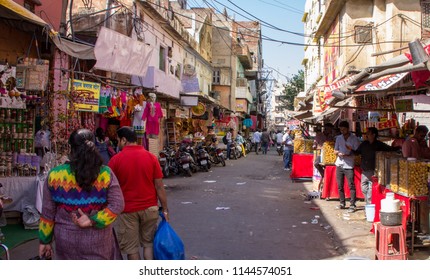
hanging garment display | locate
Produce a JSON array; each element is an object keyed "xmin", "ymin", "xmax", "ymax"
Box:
[{"xmin": 142, "ymin": 102, "xmax": 163, "ymax": 137}]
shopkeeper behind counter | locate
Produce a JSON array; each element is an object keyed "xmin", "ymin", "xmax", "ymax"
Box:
[{"xmin": 402, "ymin": 125, "xmax": 430, "ymax": 160}]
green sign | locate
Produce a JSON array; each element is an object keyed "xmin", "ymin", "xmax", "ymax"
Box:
[{"xmin": 395, "ymin": 99, "xmax": 413, "ymax": 112}]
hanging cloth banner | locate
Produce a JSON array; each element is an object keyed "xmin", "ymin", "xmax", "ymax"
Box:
[{"xmin": 94, "ymin": 27, "xmax": 153, "ymax": 77}]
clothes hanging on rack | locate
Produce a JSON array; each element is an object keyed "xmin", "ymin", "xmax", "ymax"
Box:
[{"xmin": 142, "ymin": 102, "xmax": 163, "ymax": 137}]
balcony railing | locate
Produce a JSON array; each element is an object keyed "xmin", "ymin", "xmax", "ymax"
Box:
[{"xmin": 233, "ymin": 43, "xmax": 253, "ymax": 69}]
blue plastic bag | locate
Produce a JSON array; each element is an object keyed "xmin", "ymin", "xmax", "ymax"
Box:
[{"xmin": 153, "ymin": 213, "xmax": 185, "ymax": 260}]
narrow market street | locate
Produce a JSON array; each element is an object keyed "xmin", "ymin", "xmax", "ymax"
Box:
[
  {"xmin": 7, "ymin": 148, "xmax": 430, "ymax": 260},
  {"xmin": 163, "ymin": 149, "xmax": 375, "ymax": 260}
]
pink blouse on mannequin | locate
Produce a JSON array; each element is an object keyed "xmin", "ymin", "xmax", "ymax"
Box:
[{"xmin": 142, "ymin": 102, "xmax": 163, "ymax": 136}]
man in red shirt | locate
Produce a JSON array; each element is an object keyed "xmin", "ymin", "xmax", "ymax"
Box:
[
  {"xmin": 402, "ymin": 125, "xmax": 430, "ymax": 159},
  {"xmin": 109, "ymin": 126, "xmax": 169, "ymax": 260}
]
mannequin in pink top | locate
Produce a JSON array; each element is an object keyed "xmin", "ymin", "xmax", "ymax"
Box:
[{"xmin": 142, "ymin": 93, "xmax": 163, "ymax": 138}]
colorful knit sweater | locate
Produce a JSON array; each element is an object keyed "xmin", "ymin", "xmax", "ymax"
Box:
[{"xmin": 39, "ymin": 164, "xmax": 118, "ymax": 244}]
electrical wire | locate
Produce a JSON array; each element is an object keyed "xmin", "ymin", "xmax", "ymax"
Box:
[
  {"xmin": 256, "ymin": 0, "xmax": 303, "ymax": 15},
  {"xmin": 138, "ymin": 0, "xmax": 412, "ymax": 48}
]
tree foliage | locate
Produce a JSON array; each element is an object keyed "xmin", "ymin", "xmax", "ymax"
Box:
[{"xmin": 279, "ymin": 70, "xmax": 304, "ymax": 110}]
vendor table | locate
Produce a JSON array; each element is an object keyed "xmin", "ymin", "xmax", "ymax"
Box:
[
  {"xmin": 370, "ymin": 179, "xmax": 429, "ymax": 255},
  {"xmin": 321, "ymin": 165, "xmax": 365, "ymax": 200},
  {"xmin": 0, "ymin": 176, "xmax": 37, "ymax": 213},
  {"xmin": 290, "ymin": 153, "xmax": 313, "ymax": 181}
]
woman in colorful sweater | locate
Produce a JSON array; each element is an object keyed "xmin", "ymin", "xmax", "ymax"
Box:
[{"xmin": 38, "ymin": 129, "xmax": 124, "ymax": 260}]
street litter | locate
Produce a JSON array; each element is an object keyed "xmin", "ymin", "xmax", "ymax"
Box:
[
  {"xmin": 292, "ymin": 225, "xmax": 297, "ymax": 228},
  {"xmin": 181, "ymin": 202, "xmax": 192, "ymax": 204},
  {"xmin": 301, "ymin": 221, "xmax": 308, "ymax": 224},
  {"xmin": 324, "ymin": 225, "xmax": 331, "ymax": 230},
  {"xmin": 215, "ymin": 207, "xmax": 231, "ymax": 210},
  {"xmin": 305, "ymin": 191, "xmax": 321, "ymax": 200},
  {"xmin": 314, "ymin": 215, "xmax": 320, "ymax": 219},
  {"xmin": 311, "ymin": 219, "xmax": 318, "ymax": 224},
  {"xmin": 236, "ymin": 182, "xmax": 247, "ymax": 185},
  {"xmin": 204, "ymin": 180, "xmax": 217, "ymax": 183}
]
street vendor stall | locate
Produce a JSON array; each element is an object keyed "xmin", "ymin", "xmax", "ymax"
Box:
[
  {"xmin": 370, "ymin": 149, "xmax": 430, "ymax": 254},
  {"xmin": 319, "ymin": 141, "xmax": 365, "ymax": 199},
  {"xmin": 290, "ymin": 136, "xmax": 314, "ymax": 181}
]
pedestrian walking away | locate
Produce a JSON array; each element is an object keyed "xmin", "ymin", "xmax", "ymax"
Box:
[
  {"xmin": 38, "ymin": 129, "xmax": 125, "ymax": 260},
  {"xmin": 252, "ymin": 130, "xmax": 262, "ymax": 154},
  {"xmin": 108, "ymin": 126, "xmax": 169, "ymax": 260},
  {"xmin": 261, "ymin": 128, "xmax": 270, "ymax": 154}
]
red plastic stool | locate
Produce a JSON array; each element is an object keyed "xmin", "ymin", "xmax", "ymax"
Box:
[{"xmin": 374, "ymin": 222, "xmax": 408, "ymax": 260}]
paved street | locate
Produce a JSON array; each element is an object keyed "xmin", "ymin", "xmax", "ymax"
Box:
[{"xmin": 7, "ymin": 148, "xmax": 430, "ymax": 260}]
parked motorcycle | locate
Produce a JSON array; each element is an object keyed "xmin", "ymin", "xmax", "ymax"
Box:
[
  {"xmin": 158, "ymin": 146, "xmax": 177, "ymax": 177},
  {"xmin": 195, "ymin": 142, "xmax": 211, "ymax": 172},
  {"xmin": 176, "ymin": 145, "xmax": 194, "ymax": 177},
  {"xmin": 229, "ymin": 140, "xmax": 242, "ymax": 159},
  {"xmin": 207, "ymin": 145, "xmax": 226, "ymax": 167}
]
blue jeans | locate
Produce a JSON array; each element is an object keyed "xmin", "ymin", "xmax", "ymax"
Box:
[
  {"xmin": 261, "ymin": 142, "xmax": 268, "ymax": 154},
  {"xmin": 227, "ymin": 142, "xmax": 232, "ymax": 159},
  {"xmin": 283, "ymin": 149, "xmax": 292, "ymax": 168}
]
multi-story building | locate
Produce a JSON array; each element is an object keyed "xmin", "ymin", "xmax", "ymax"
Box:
[
  {"xmin": 303, "ymin": 0, "xmax": 423, "ymax": 124},
  {"xmin": 267, "ymin": 80, "xmax": 288, "ymax": 131}
]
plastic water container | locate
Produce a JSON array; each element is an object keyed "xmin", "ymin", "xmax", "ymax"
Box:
[{"xmin": 365, "ymin": 204, "xmax": 375, "ymax": 222}]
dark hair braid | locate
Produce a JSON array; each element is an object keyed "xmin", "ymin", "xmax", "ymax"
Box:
[{"xmin": 68, "ymin": 129, "xmax": 103, "ymax": 192}]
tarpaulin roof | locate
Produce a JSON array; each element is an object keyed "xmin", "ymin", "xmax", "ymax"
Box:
[
  {"xmin": 0, "ymin": 0, "xmax": 50, "ymax": 29},
  {"xmin": 0, "ymin": 0, "xmax": 97, "ymax": 60}
]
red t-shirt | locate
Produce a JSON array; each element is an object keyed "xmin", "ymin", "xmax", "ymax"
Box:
[{"xmin": 108, "ymin": 145, "xmax": 163, "ymax": 213}]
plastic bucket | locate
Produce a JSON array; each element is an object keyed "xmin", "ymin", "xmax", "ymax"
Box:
[{"xmin": 365, "ymin": 204, "xmax": 375, "ymax": 222}]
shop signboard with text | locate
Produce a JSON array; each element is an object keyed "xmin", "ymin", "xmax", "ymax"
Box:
[
  {"xmin": 69, "ymin": 79, "xmax": 101, "ymax": 112},
  {"xmin": 395, "ymin": 99, "xmax": 414, "ymax": 112}
]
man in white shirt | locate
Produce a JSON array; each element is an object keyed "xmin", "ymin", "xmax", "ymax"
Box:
[
  {"xmin": 276, "ymin": 130, "xmax": 284, "ymax": 145},
  {"xmin": 252, "ymin": 130, "xmax": 262, "ymax": 155},
  {"xmin": 282, "ymin": 130, "xmax": 294, "ymax": 170},
  {"xmin": 334, "ymin": 121, "xmax": 360, "ymax": 213}
]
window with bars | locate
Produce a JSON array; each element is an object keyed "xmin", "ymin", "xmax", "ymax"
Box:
[
  {"xmin": 354, "ymin": 25, "xmax": 372, "ymax": 44},
  {"xmin": 275, "ymin": 117, "xmax": 284, "ymax": 124},
  {"xmin": 213, "ymin": 70, "xmax": 220, "ymax": 84},
  {"xmin": 422, "ymin": 1, "xmax": 430, "ymax": 39},
  {"xmin": 275, "ymin": 106, "xmax": 286, "ymax": 112},
  {"xmin": 159, "ymin": 46, "xmax": 166, "ymax": 72}
]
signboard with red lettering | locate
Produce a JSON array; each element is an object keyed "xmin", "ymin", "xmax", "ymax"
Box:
[{"xmin": 356, "ymin": 73, "xmax": 408, "ymax": 91}]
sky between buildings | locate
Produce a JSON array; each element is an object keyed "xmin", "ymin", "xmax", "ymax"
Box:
[{"xmin": 190, "ymin": 0, "xmax": 306, "ymax": 83}]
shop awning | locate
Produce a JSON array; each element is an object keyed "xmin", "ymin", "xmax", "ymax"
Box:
[
  {"xmin": 50, "ymin": 35, "xmax": 96, "ymax": 60},
  {"xmin": 309, "ymin": 97, "xmax": 352, "ymax": 123},
  {"xmin": 291, "ymin": 110, "xmax": 313, "ymax": 120},
  {"xmin": 0, "ymin": 0, "xmax": 98, "ymax": 60},
  {"xmin": 0, "ymin": 0, "xmax": 51, "ymax": 30},
  {"xmin": 355, "ymin": 72, "xmax": 409, "ymax": 92}
]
